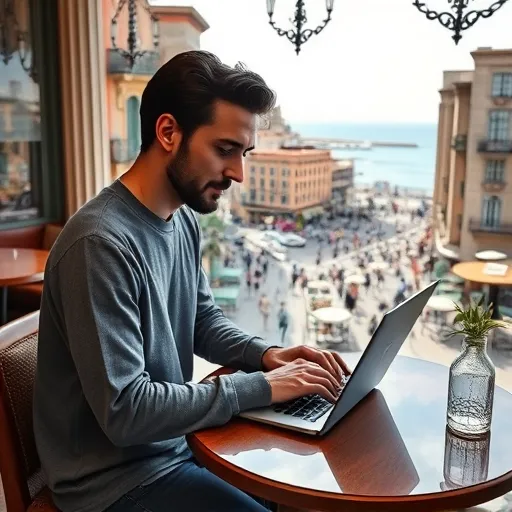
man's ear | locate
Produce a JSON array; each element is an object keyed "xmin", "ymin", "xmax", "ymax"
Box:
[{"xmin": 155, "ymin": 114, "xmax": 183, "ymax": 154}]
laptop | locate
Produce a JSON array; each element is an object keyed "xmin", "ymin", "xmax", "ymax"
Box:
[{"xmin": 240, "ymin": 280, "xmax": 439, "ymax": 436}]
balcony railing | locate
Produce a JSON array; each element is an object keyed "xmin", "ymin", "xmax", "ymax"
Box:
[
  {"xmin": 110, "ymin": 139, "xmax": 139, "ymax": 164},
  {"xmin": 451, "ymin": 134, "xmax": 467, "ymax": 152},
  {"xmin": 107, "ymin": 49, "xmax": 160, "ymax": 75},
  {"xmin": 477, "ymin": 139, "xmax": 512, "ymax": 153},
  {"xmin": 469, "ymin": 218, "xmax": 512, "ymax": 235},
  {"xmin": 482, "ymin": 180, "xmax": 507, "ymax": 193}
]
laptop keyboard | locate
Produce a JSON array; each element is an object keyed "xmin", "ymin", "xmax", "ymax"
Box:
[{"xmin": 272, "ymin": 375, "xmax": 350, "ymax": 423}]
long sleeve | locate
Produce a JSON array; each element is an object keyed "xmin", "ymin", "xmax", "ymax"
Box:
[
  {"xmin": 194, "ymin": 267, "xmax": 276, "ymax": 370},
  {"xmin": 52, "ymin": 235, "xmax": 272, "ymax": 447}
]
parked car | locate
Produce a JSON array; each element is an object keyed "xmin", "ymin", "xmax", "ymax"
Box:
[{"xmin": 280, "ymin": 233, "xmax": 307, "ymax": 247}]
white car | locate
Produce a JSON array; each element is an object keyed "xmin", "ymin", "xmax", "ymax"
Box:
[
  {"xmin": 263, "ymin": 231, "xmax": 306, "ymax": 248},
  {"xmin": 280, "ymin": 233, "xmax": 306, "ymax": 247}
]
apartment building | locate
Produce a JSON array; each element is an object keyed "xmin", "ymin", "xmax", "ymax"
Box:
[
  {"xmin": 331, "ymin": 159, "xmax": 354, "ymax": 211},
  {"xmin": 240, "ymin": 148, "xmax": 333, "ymax": 223},
  {"xmin": 433, "ymin": 48, "xmax": 512, "ymax": 261}
]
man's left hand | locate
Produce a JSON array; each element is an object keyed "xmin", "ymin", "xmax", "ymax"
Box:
[{"xmin": 262, "ymin": 346, "xmax": 351, "ymax": 385}]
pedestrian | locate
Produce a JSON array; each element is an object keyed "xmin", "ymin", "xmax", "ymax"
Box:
[
  {"xmin": 376, "ymin": 268, "xmax": 385, "ymax": 289},
  {"xmin": 277, "ymin": 302, "xmax": 289, "ymax": 345},
  {"xmin": 258, "ymin": 293, "xmax": 271, "ymax": 332},
  {"xmin": 394, "ymin": 278, "xmax": 407, "ymax": 306},
  {"xmin": 363, "ymin": 271, "xmax": 371, "ymax": 293},
  {"xmin": 368, "ymin": 314, "xmax": 378, "ymax": 336},
  {"xmin": 245, "ymin": 268, "xmax": 252, "ymax": 297},
  {"xmin": 261, "ymin": 252, "xmax": 268, "ymax": 281},
  {"xmin": 316, "ymin": 247, "xmax": 322, "ymax": 266},
  {"xmin": 254, "ymin": 264, "xmax": 262, "ymax": 293}
]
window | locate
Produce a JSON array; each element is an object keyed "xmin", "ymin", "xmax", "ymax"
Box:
[
  {"xmin": 460, "ymin": 180, "xmax": 465, "ymax": 198},
  {"xmin": 260, "ymin": 166, "xmax": 265, "ymax": 174},
  {"xmin": 260, "ymin": 178, "xmax": 265, "ymax": 188},
  {"xmin": 492, "ymin": 73, "xmax": 512, "ymax": 98},
  {"xmin": 250, "ymin": 166, "xmax": 255, "ymax": 174},
  {"xmin": 270, "ymin": 192, "xmax": 275, "ymax": 203},
  {"xmin": 250, "ymin": 189, "xmax": 256, "ymax": 202},
  {"xmin": 488, "ymin": 110, "xmax": 510, "ymax": 141},
  {"xmin": 485, "ymin": 160, "xmax": 505, "ymax": 183},
  {"xmin": 282, "ymin": 181, "xmax": 287, "ymax": 189},
  {"xmin": 0, "ymin": 1, "xmax": 63, "ymax": 225},
  {"xmin": 270, "ymin": 167, "xmax": 275, "ymax": 175},
  {"xmin": 250, "ymin": 177, "xmax": 255, "ymax": 186},
  {"xmin": 270, "ymin": 179, "xmax": 275, "ymax": 189},
  {"xmin": 482, "ymin": 196, "xmax": 501, "ymax": 227},
  {"xmin": 281, "ymin": 194, "xmax": 288, "ymax": 205},
  {"xmin": 126, "ymin": 96, "xmax": 141, "ymax": 159},
  {"xmin": 260, "ymin": 191, "xmax": 265, "ymax": 202}
]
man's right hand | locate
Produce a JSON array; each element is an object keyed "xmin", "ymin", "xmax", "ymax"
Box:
[{"xmin": 264, "ymin": 359, "xmax": 342, "ymax": 404}]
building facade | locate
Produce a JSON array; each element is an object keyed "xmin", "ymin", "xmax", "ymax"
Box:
[
  {"xmin": 0, "ymin": 0, "xmax": 208, "ymax": 230},
  {"xmin": 433, "ymin": 48, "xmax": 512, "ymax": 261},
  {"xmin": 331, "ymin": 159, "xmax": 354, "ymax": 211},
  {"xmin": 240, "ymin": 148, "xmax": 333, "ymax": 223}
]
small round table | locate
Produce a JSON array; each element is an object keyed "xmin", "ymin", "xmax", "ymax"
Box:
[
  {"xmin": 0, "ymin": 248, "xmax": 49, "ymax": 324},
  {"xmin": 188, "ymin": 355, "xmax": 512, "ymax": 512},
  {"xmin": 451, "ymin": 261, "xmax": 512, "ymax": 319}
]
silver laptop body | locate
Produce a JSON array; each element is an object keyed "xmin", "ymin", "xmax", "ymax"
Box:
[{"xmin": 240, "ymin": 281, "xmax": 439, "ymax": 436}]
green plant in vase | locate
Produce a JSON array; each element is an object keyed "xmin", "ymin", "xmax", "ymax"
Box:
[{"xmin": 445, "ymin": 298, "xmax": 505, "ymax": 437}]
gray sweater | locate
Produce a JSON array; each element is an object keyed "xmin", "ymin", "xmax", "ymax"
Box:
[{"xmin": 33, "ymin": 180, "xmax": 273, "ymax": 512}]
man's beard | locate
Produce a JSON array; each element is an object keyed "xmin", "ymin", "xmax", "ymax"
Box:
[{"xmin": 165, "ymin": 144, "xmax": 231, "ymax": 214}]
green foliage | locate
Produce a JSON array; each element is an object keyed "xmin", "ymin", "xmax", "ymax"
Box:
[
  {"xmin": 199, "ymin": 213, "xmax": 225, "ymax": 234},
  {"xmin": 447, "ymin": 296, "xmax": 506, "ymax": 342}
]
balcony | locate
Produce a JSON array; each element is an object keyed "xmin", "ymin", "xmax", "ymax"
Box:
[
  {"xmin": 110, "ymin": 139, "xmax": 139, "ymax": 163},
  {"xmin": 482, "ymin": 180, "xmax": 507, "ymax": 193},
  {"xmin": 107, "ymin": 49, "xmax": 160, "ymax": 76},
  {"xmin": 469, "ymin": 219, "xmax": 512, "ymax": 235},
  {"xmin": 477, "ymin": 139, "xmax": 512, "ymax": 153},
  {"xmin": 451, "ymin": 134, "xmax": 467, "ymax": 152}
]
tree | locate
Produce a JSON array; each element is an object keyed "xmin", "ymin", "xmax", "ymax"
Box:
[{"xmin": 202, "ymin": 228, "xmax": 222, "ymax": 280}]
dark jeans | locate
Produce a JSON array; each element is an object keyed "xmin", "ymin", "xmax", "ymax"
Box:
[{"xmin": 106, "ymin": 459, "xmax": 272, "ymax": 512}]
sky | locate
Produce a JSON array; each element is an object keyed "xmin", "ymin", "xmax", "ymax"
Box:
[{"xmin": 151, "ymin": 0, "xmax": 512, "ymax": 124}]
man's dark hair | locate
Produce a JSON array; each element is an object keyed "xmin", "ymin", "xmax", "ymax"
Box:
[{"xmin": 140, "ymin": 51, "xmax": 276, "ymax": 152}]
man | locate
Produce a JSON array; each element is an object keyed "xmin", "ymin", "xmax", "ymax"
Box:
[{"xmin": 34, "ymin": 51, "xmax": 347, "ymax": 512}]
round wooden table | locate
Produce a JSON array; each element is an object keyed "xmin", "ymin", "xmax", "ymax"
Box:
[
  {"xmin": 0, "ymin": 248, "xmax": 49, "ymax": 324},
  {"xmin": 188, "ymin": 355, "xmax": 512, "ymax": 512},
  {"xmin": 451, "ymin": 261, "xmax": 512, "ymax": 319}
]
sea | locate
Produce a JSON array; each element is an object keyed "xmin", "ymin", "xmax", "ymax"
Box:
[{"xmin": 293, "ymin": 123, "xmax": 437, "ymax": 196}]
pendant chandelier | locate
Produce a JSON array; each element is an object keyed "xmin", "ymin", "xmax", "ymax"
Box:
[
  {"xmin": 0, "ymin": 0, "xmax": 37, "ymax": 81},
  {"xmin": 266, "ymin": 0, "xmax": 335, "ymax": 55},
  {"xmin": 413, "ymin": 0, "xmax": 510, "ymax": 44},
  {"xmin": 111, "ymin": 0, "xmax": 159, "ymax": 70}
]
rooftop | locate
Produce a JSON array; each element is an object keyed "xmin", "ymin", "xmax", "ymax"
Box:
[{"xmin": 249, "ymin": 148, "xmax": 331, "ymax": 157}]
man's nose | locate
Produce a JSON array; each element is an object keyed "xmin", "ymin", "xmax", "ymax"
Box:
[{"xmin": 224, "ymin": 158, "xmax": 244, "ymax": 184}]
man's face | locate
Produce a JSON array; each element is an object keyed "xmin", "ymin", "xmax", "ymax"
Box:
[{"xmin": 166, "ymin": 100, "xmax": 256, "ymax": 214}]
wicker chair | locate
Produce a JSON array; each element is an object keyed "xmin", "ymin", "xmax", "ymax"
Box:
[{"xmin": 0, "ymin": 311, "xmax": 58, "ymax": 511}]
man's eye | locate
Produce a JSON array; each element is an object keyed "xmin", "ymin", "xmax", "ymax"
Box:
[{"xmin": 216, "ymin": 146, "xmax": 232, "ymax": 157}]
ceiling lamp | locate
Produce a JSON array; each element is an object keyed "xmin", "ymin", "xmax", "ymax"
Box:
[
  {"xmin": 266, "ymin": 0, "xmax": 335, "ymax": 55},
  {"xmin": 111, "ymin": 0, "xmax": 159, "ymax": 70},
  {"xmin": 413, "ymin": 0, "xmax": 510, "ymax": 44}
]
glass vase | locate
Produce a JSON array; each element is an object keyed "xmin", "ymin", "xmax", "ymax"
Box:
[{"xmin": 446, "ymin": 336, "xmax": 495, "ymax": 437}]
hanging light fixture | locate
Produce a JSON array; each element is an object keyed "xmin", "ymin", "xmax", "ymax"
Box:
[
  {"xmin": 0, "ymin": 0, "xmax": 37, "ymax": 81},
  {"xmin": 0, "ymin": 0, "xmax": 17, "ymax": 65},
  {"xmin": 111, "ymin": 0, "xmax": 159, "ymax": 70},
  {"xmin": 413, "ymin": 0, "xmax": 510, "ymax": 44},
  {"xmin": 266, "ymin": 0, "xmax": 335, "ymax": 55}
]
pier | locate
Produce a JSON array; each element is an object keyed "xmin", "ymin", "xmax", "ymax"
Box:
[{"xmin": 297, "ymin": 137, "xmax": 418, "ymax": 150}]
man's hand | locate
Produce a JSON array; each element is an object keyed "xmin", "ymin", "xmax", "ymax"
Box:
[{"xmin": 261, "ymin": 346, "xmax": 351, "ymax": 405}]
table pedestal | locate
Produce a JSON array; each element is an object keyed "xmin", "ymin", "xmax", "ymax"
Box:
[{"xmin": 488, "ymin": 285, "xmax": 502, "ymax": 320}]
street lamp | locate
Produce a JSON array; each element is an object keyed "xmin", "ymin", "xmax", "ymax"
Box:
[
  {"xmin": 111, "ymin": 0, "xmax": 159, "ymax": 70},
  {"xmin": 266, "ymin": 0, "xmax": 335, "ymax": 55},
  {"xmin": 413, "ymin": 0, "xmax": 510, "ymax": 44}
]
